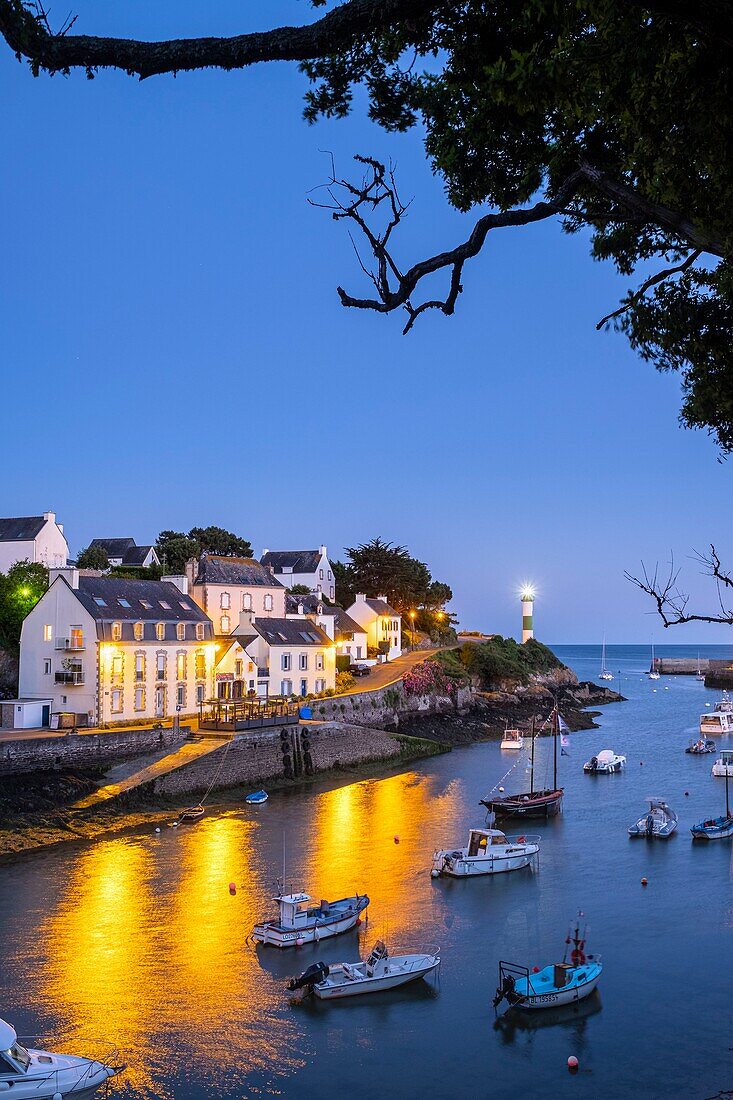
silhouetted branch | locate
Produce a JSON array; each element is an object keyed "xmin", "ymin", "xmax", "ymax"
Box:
[
  {"xmin": 596, "ymin": 249, "xmax": 701, "ymax": 330},
  {"xmin": 626, "ymin": 546, "xmax": 733, "ymax": 626}
]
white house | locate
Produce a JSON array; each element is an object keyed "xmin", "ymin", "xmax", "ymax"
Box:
[
  {"xmin": 0, "ymin": 512, "xmax": 68, "ymax": 573},
  {"xmin": 286, "ymin": 593, "xmax": 368, "ymax": 663},
  {"xmin": 88, "ymin": 537, "xmax": 161, "ymax": 569},
  {"xmin": 214, "ymin": 614, "xmax": 335, "ymax": 699},
  {"xmin": 260, "ymin": 546, "xmax": 335, "ymax": 600},
  {"xmin": 18, "ymin": 569, "xmax": 216, "ymax": 727},
  {"xmin": 347, "ymin": 594, "xmax": 402, "ymax": 660},
  {"xmin": 188, "ymin": 554, "xmax": 286, "ymax": 634}
]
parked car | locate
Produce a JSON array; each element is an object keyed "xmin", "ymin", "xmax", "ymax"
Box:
[{"xmin": 349, "ymin": 663, "xmax": 372, "ymax": 677}]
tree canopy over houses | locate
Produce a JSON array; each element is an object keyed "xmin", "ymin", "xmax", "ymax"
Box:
[
  {"xmin": 1, "ymin": 2, "xmax": 731, "ymax": 448},
  {"xmin": 334, "ymin": 537, "xmax": 452, "ymax": 615},
  {"xmin": 156, "ymin": 527, "xmax": 253, "ymax": 574},
  {"xmin": 0, "ymin": 560, "xmax": 48, "ymax": 657}
]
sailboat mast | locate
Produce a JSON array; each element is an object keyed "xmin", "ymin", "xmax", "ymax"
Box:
[
  {"xmin": 726, "ymin": 759, "xmax": 730, "ymax": 819},
  {"xmin": 553, "ymin": 704, "xmax": 558, "ymax": 791},
  {"xmin": 530, "ymin": 716, "xmax": 535, "ymax": 796}
]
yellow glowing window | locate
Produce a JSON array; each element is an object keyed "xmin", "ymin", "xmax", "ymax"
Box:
[{"xmin": 43, "ymin": 624, "xmax": 53, "ymax": 642}]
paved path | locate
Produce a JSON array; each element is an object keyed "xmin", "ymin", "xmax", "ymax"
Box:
[
  {"xmin": 339, "ymin": 647, "xmax": 446, "ymax": 697},
  {"xmin": 71, "ymin": 737, "xmax": 227, "ymax": 810}
]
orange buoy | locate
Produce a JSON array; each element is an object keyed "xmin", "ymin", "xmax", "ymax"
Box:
[
  {"xmin": 567, "ymin": 1056, "xmax": 579, "ymax": 1073},
  {"xmin": 641, "ymin": 877, "xmax": 648, "ymax": 886},
  {"xmin": 229, "ymin": 882, "xmax": 236, "ymax": 895},
  {"xmin": 394, "ymin": 835, "xmax": 400, "ymax": 844}
]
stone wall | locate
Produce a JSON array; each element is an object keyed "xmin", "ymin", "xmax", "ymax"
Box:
[
  {"xmin": 0, "ymin": 725, "xmax": 186, "ymax": 777},
  {"xmin": 311, "ymin": 683, "xmax": 473, "ymax": 729},
  {"xmin": 147, "ymin": 721, "xmax": 405, "ymax": 798}
]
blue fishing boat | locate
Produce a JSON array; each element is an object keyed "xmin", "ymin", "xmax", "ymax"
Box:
[
  {"xmin": 494, "ymin": 914, "xmax": 602, "ymax": 1012},
  {"xmin": 692, "ymin": 759, "xmax": 733, "ymax": 840},
  {"xmin": 245, "ymin": 789, "xmax": 268, "ymax": 804}
]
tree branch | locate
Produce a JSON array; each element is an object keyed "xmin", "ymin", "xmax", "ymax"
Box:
[
  {"xmin": 596, "ymin": 249, "xmax": 701, "ymax": 329},
  {"xmin": 626, "ymin": 547, "xmax": 733, "ymax": 627},
  {"xmin": 0, "ymin": 0, "xmax": 440, "ymax": 79}
]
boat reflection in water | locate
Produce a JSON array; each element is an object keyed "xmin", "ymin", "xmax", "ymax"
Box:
[{"xmin": 494, "ymin": 990, "xmax": 602, "ymax": 1041}]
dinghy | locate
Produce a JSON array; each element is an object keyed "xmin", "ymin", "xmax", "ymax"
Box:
[
  {"xmin": 431, "ymin": 827, "xmax": 539, "ymax": 878},
  {"xmin": 628, "ymin": 798, "xmax": 678, "ymax": 838},
  {"xmin": 252, "ymin": 890, "xmax": 369, "ymax": 948},
  {"xmin": 583, "ymin": 749, "xmax": 626, "ymax": 774},
  {"xmin": 0, "ymin": 1017, "xmax": 124, "ymax": 1099},
  {"xmin": 169, "ymin": 804, "xmax": 204, "ymax": 827},
  {"xmin": 245, "ymin": 789, "xmax": 268, "ymax": 804},
  {"xmin": 287, "ymin": 940, "xmax": 440, "ymax": 1000},
  {"xmin": 686, "ymin": 738, "xmax": 716, "ymax": 755},
  {"xmin": 493, "ymin": 915, "xmax": 602, "ymax": 1013},
  {"xmin": 692, "ymin": 757, "xmax": 733, "ymax": 840}
]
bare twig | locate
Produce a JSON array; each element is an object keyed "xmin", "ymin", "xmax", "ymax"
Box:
[{"xmin": 626, "ymin": 546, "xmax": 733, "ymax": 627}]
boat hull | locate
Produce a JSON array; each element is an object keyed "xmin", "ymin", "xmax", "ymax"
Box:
[
  {"xmin": 253, "ymin": 896, "xmax": 369, "ymax": 948},
  {"xmin": 513, "ymin": 971, "xmax": 601, "ymax": 1010},
  {"xmin": 691, "ymin": 815, "xmax": 733, "ymax": 840},
  {"xmin": 314, "ymin": 957, "xmax": 439, "ymax": 999},
  {"xmin": 483, "ymin": 790, "xmax": 563, "ymax": 819},
  {"xmin": 432, "ymin": 845, "xmax": 538, "ymax": 877}
]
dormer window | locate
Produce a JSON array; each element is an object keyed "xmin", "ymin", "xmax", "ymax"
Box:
[
  {"xmin": 156, "ymin": 622, "xmax": 165, "ymax": 641},
  {"xmin": 195, "ymin": 623, "xmax": 205, "ymax": 641},
  {"xmin": 176, "ymin": 623, "xmax": 186, "ymax": 641},
  {"xmin": 111, "ymin": 622, "xmax": 122, "ymax": 641}
]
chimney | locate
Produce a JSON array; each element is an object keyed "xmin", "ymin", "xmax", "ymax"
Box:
[
  {"xmin": 238, "ymin": 609, "xmax": 255, "ymax": 630},
  {"xmin": 262, "ymin": 548, "xmax": 270, "ymax": 558},
  {"xmin": 43, "ymin": 511, "xmax": 55, "ymax": 523},
  {"xmin": 377, "ymin": 594, "xmax": 388, "ymax": 602},
  {"xmin": 50, "ymin": 567, "xmax": 79, "ymax": 589},
  {"xmin": 165, "ymin": 575, "xmax": 189, "ymax": 595},
  {"xmin": 319, "ymin": 544, "xmax": 327, "ymax": 558},
  {"xmin": 355, "ymin": 593, "xmax": 367, "ymax": 603}
]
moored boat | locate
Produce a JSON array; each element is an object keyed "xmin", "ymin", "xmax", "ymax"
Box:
[
  {"xmin": 482, "ymin": 709, "xmax": 564, "ymax": 820},
  {"xmin": 0, "ymin": 1017, "xmax": 124, "ymax": 1099},
  {"xmin": 692, "ymin": 758, "xmax": 733, "ymax": 840},
  {"xmin": 648, "ymin": 641, "xmax": 660, "ymax": 680},
  {"xmin": 431, "ymin": 827, "xmax": 540, "ymax": 878},
  {"xmin": 252, "ymin": 890, "xmax": 369, "ymax": 948},
  {"xmin": 711, "ymin": 749, "xmax": 733, "ymax": 778},
  {"xmin": 245, "ymin": 789, "xmax": 268, "ymax": 804},
  {"xmin": 701, "ymin": 694, "xmax": 733, "ymax": 736},
  {"xmin": 287, "ymin": 940, "xmax": 440, "ymax": 1000},
  {"xmin": 598, "ymin": 636, "xmax": 614, "ymax": 681},
  {"xmin": 583, "ymin": 749, "xmax": 626, "ymax": 774},
  {"xmin": 686, "ymin": 738, "xmax": 716, "ymax": 755},
  {"xmin": 170, "ymin": 804, "xmax": 204, "ymax": 827},
  {"xmin": 493, "ymin": 915, "xmax": 602, "ymax": 1013},
  {"xmin": 628, "ymin": 798, "xmax": 678, "ymax": 838},
  {"xmin": 500, "ymin": 726, "xmax": 523, "ymax": 751}
]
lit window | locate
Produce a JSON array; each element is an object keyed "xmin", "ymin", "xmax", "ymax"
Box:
[
  {"xmin": 43, "ymin": 624, "xmax": 53, "ymax": 642},
  {"xmin": 220, "ymin": 614, "xmax": 231, "ymax": 633},
  {"xmin": 220, "ymin": 591, "xmax": 231, "ymax": 610},
  {"xmin": 111, "ymin": 622, "xmax": 122, "ymax": 641},
  {"xmin": 195, "ymin": 623, "xmax": 205, "ymax": 641},
  {"xmin": 134, "ymin": 622, "xmax": 144, "ymax": 641},
  {"xmin": 176, "ymin": 623, "xmax": 186, "ymax": 641},
  {"xmin": 176, "ymin": 653, "xmax": 186, "ymax": 680},
  {"xmin": 195, "ymin": 652, "xmax": 206, "ymax": 678},
  {"xmin": 134, "ymin": 687, "xmax": 145, "ymax": 711},
  {"xmin": 156, "ymin": 653, "xmax": 166, "ymax": 680},
  {"xmin": 135, "ymin": 653, "xmax": 145, "ymax": 682},
  {"xmin": 156, "ymin": 623, "xmax": 165, "ymax": 641},
  {"xmin": 111, "ymin": 655, "xmax": 123, "ymax": 683},
  {"xmin": 111, "ymin": 689, "xmax": 123, "ymax": 713},
  {"xmin": 43, "ymin": 658, "xmax": 51, "ymax": 675}
]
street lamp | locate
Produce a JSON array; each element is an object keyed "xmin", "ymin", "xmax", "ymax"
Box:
[{"xmin": 409, "ymin": 610, "xmax": 416, "ymax": 652}]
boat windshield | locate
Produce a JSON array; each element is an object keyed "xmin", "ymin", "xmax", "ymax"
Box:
[{"xmin": 2, "ymin": 1042, "xmax": 30, "ymax": 1072}]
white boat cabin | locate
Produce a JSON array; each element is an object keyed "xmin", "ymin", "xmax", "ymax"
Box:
[
  {"xmin": 467, "ymin": 828, "xmax": 510, "ymax": 854},
  {"xmin": 702, "ymin": 710, "xmax": 733, "ymax": 734},
  {"xmin": 500, "ymin": 728, "xmax": 523, "ymax": 750},
  {"xmin": 277, "ymin": 893, "xmax": 315, "ymax": 930}
]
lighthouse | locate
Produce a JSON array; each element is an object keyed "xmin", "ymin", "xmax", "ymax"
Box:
[{"xmin": 521, "ymin": 587, "xmax": 535, "ymax": 643}]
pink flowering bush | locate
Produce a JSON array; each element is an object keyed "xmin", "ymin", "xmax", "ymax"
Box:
[{"xmin": 403, "ymin": 659, "xmax": 458, "ymax": 698}]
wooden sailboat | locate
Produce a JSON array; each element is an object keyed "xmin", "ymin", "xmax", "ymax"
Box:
[
  {"xmin": 691, "ymin": 759, "xmax": 733, "ymax": 840},
  {"xmin": 482, "ymin": 710, "xmax": 564, "ymax": 819}
]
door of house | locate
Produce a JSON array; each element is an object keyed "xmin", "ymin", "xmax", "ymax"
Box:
[
  {"xmin": 300, "ymin": 678, "xmax": 308, "ymax": 697},
  {"xmin": 155, "ymin": 687, "xmax": 166, "ymax": 718},
  {"xmin": 41, "ymin": 705, "xmax": 50, "ymax": 727}
]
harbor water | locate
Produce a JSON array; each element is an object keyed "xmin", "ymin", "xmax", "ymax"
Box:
[{"xmin": 2, "ymin": 643, "xmax": 733, "ymax": 1099}]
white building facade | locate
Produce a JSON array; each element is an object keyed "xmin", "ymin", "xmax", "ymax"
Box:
[
  {"xmin": 214, "ymin": 615, "xmax": 336, "ymax": 700},
  {"xmin": 346, "ymin": 594, "xmax": 402, "ymax": 660},
  {"xmin": 0, "ymin": 513, "xmax": 68, "ymax": 573},
  {"xmin": 188, "ymin": 555, "xmax": 286, "ymax": 635},
  {"xmin": 18, "ymin": 571, "xmax": 216, "ymax": 727},
  {"xmin": 260, "ymin": 546, "xmax": 335, "ymax": 600}
]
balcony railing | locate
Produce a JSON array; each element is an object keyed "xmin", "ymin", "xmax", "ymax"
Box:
[
  {"xmin": 199, "ymin": 698, "xmax": 298, "ymax": 732},
  {"xmin": 55, "ymin": 670, "xmax": 85, "ymax": 685},
  {"xmin": 55, "ymin": 637, "xmax": 85, "ymax": 651}
]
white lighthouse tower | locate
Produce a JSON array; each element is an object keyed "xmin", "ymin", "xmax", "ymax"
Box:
[{"xmin": 521, "ymin": 587, "xmax": 535, "ymax": 643}]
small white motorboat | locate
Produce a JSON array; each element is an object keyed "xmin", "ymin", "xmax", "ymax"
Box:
[
  {"xmin": 686, "ymin": 737, "xmax": 716, "ymax": 755},
  {"xmin": 628, "ymin": 798, "xmax": 678, "ymax": 838},
  {"xmin": 431, "ymin": 827, "xmax": 539, "ymax": 878},
  {"xmin": 701, "ymin": 694, "xmax": 733, "ymax": 736},
  {"xmin": 500, "ymin": 726, "xmax": 523, "ymax": 751},
  {"xmin": 287, "ymin": 940, "xmax": 440, "ymax": 1000},
  {"xmin": 252, "ymin": 890, "xmax": 369, "ymax": 948},
  {"xmin": 493, "ymin": 915, "xmax": 602, "ymax": 1012},
  {"xmin": 583, "ymin": 749, "xmax": 626, "ymax": 774},
  {"xmin": 712, "ymin": 749, "xmax": 733, "ymax": 778},
  {"xmin": 0, "ymin": 1017, "xmax": 123, "ymax": 1099}
]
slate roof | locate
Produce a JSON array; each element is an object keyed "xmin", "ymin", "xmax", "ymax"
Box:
[
  {"xmin": 90, "ymin": 537, "xmax": 136, "ymax": 559},
  {"xmin": 73, "ymin": 576, "xmax": 210, "ymax": 623},
  {"xmin": 365, "ymin": 598, "xmax": 400, "ymax": 617},
  {"xmin": 261, "ymin": 550, "xmax": 322, "ymax": 574},
  {"xmin": 253, "ymin": 617, "xmax": 331, "ymax": 647},
  {"xmin": 285, "ymin": 592, "xmax": 323, "ymax": 615},
  {"xmin": 194, "ymin": 554, "xmax": 284, "ymax": 588},
  {"xmin": 332, "ymin": 607, "xmax": 365, "ymax": 636},
  {"xmin": 124, "ymin": 545, "xmax": 156, "ymax": 566},
  {"xmin": 0, "ymin": 516, "xmax": 47, "ymax": 541}
]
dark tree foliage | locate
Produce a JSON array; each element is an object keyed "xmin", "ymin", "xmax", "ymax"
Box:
[
  {"xmin": 334, "ymin": 537, "xmax": 452, "ymax": 613},
  {"xmin": 76, "ymin": 543, "xmax": 110, "ymax": 570},
  {"xmin": 0, "ymin": 561, "xmax": 48, "ymax": 656},
  {"xmin": 2, "ymin": 1, "xmax": 732, "ymax": 446},
  {"xmin": 156, "ymin": 526, "xmax": 253, "ymax": 573}
]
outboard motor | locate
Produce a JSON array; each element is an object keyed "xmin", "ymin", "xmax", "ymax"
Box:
[
  {"xmin": 287, "ymin": 961, "xmax": 329, "ymax": 992},
  {"xmin": 645, "ymin": 813, "xmax": 655, "ymax": 837},
  {"xmin": 589, "ymin": 756, "xmax": 598, "ymax": 771},
  {"xmin": 492, "ymin": 973, "xmax": 516, "ymax": 1010}
]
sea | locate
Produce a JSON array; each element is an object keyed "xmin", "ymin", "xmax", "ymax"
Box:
[{"xmin": 1, "ymin": 643, "xmax": 733, "ymax": 1099}]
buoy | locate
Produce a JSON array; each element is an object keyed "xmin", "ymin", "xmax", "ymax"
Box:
[
  {"xmin": 567, "ymin": 1056, "xmax": 579, "ymax": 1073},
  {"xmin": 296, "ymin": 936, "xmax": 304, "ymax": 947},
  {"xmin": 54, "ymin": 1093, "xmax": 63, "ymax": 1100},
  {"xmin": 641, "ymin": 877, "xmax": 648, "ymax": 886},
  {"xmin": 498, "ymin": 785, "xmax": 505, "ymax": 793},
  {"xmin": 394, "ymin": 835, "xmax": 400, "ymax": 844},
  {"xmin": 532, "ymin": 966, "xmax": 540, "ymax": 973},
  {"xmin": 685, "ymin": 790, "xmax": 689, "ymax": 797},
  {"xmin": 229, "ymin": 882, "xmax": 237, "ymax": 895},
  {"xmin": 431, "ymin": 869, "xmax": 439, "ymax": 878},
  {"xmin": 155, "ymin": 827, "xmax": 161, "ymax": 833},
  {"xmin": 640, "ymin": 760, "xmax": 644, "ymax": 766}
]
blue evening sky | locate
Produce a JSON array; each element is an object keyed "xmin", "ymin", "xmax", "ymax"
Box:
[{"xmin": 1, "ymin": 2, "xmax": 729, "ymax": 643}]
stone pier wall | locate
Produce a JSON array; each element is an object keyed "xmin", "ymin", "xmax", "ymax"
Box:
[
  {"xmin": 311, "ymin": 684, "xmax": 473, "ymax": 728},
  {"xmin": 0, "ymin": 725, "xmax": 187, "ymax": 777}
]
